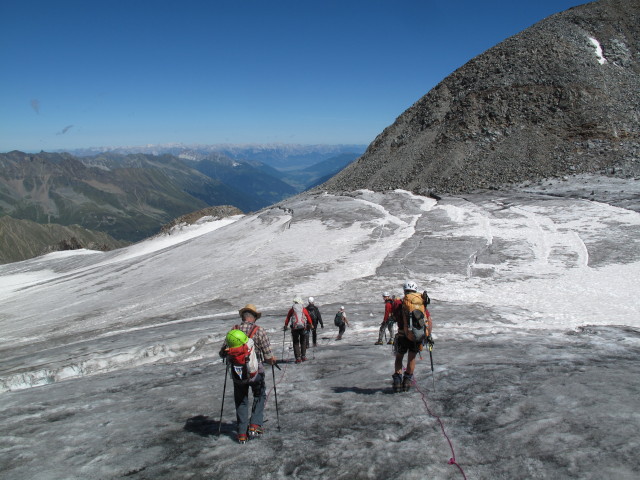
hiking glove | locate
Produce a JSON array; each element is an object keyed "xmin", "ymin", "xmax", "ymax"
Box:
[
  {"xmin": 426, "ymin": 335, "xmax": 434, "ymax": 346},
  {"xmin": 283, "ymin": 325, "xmax": 288, "ymax": 331}
]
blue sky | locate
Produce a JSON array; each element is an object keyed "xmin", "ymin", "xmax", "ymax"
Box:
[{"xmin": 1, "ymin": 0, "xmax": 585, "ymax": 153}]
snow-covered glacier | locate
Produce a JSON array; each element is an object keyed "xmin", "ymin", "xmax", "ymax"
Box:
[{"xmin": 1, "ymin": 183, "xmax": 639, "ymax": 479}]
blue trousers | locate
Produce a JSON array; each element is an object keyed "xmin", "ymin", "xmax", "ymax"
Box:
[{"xmin": 233, "ymin": 373, "xmax": 266, "ymax": 435}]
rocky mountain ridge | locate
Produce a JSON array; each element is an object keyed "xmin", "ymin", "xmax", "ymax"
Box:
[
  {"xmin": 80, "ymin": 152, "xmax": 297, "ymax": 211},
  {"xmin": 0, "ymin": 216, "xmax": 128, "ymax": 264},
  {"xmin": 0, "ymin": 151, "xmax": 247, "ymax": 243},
  {"xmin": 321, "ymin": 0, "xmax": 639, "ymax": 195}
]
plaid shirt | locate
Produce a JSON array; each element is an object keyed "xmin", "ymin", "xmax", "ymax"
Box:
[{"xmin": 229, "ymin": 320, "xmax": 274, "ymax": 362}]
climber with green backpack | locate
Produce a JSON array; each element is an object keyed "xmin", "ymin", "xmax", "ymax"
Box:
[{"xmin": 220, "ymin": 304, "xmax": 277, "ymax": 444}]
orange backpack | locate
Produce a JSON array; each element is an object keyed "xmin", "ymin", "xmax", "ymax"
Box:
[
  {"xmin": 402, "ymin": 292, "xmax": 426, "ymax": 316},
  {"xmin": 402, "ymin": 292, "xmax": 427, "ymax": 342}
]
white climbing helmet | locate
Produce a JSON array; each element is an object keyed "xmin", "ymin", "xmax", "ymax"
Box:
[{"xmin": 403, "ymin": 281, "xmax": 418, "ymax": 292}]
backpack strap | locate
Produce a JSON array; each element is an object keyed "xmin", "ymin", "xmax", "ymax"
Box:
[
  {"xmin": 231, "ymin": 324, "xmax": 259, "ymax": 341},
  {"xmin": 248, "ymin": 325, "xmax": 259, "ymax": 339}
]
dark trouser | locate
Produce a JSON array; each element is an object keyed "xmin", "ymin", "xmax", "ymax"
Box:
[
  {"xmin": 233, "ymin": 373, "xmax": 266, "ymax": 435},
  {"xmin": 394, "ymin": 334, "xmax": 420, "ymax": 376},
  {"xmin": 291, "ymin": 328, "xmax": 307, "ymax": 359},
  {"xmin": 337, "ymin": 323, "xmax": 346, "ymax": 338},
  {"xmin": 377, "ymin": 321, "xmax": 394, "ymax": 342},
  {"xmin": 306, "ymin": 325, "xmax": 318, "ymax": 347}
]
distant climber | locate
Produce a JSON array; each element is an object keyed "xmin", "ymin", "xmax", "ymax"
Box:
[
  {"xmin": 305, "ymin": 296, "xmax": 324, "ymax": 348},
  {"xmin": 375, "ymin": 292, "xmax": 395, "ymax": 345},
  {"xmin": 334, "ymin": 306, "xmax": 349, "ymax": 340},
  {"xmin": 284, "ymin": 297, "xmax": 313, "ymax": 363}
]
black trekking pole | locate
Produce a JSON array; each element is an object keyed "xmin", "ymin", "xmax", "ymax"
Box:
[
  {"xmin": 218, "ymin": 362, "xmax": 229, "ymax": 437},
  {"xmin": 428, "ymin": 342, "xmax": 436, "ymax": 392},
  {"xmin": 271, "ymin": 363, "xmax": 281, "ymax": 431}
]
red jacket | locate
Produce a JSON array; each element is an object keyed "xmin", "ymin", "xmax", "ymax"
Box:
[
  {"xmin": 383, "ymin": 299, "xmax": 394, "ymax": 322},
  {"xmin": 285, "ymin": 306, "xmax": 313, "ymax": 329}
]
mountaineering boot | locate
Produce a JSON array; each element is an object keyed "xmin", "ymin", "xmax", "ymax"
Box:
[
  {"xmin": 301, "ymin": 356, "xmax": 307, "ymax": 362},
  {"xmin": 375, "ymin": 340, "xmax": 383, "ymax": 345},
  {"xmin": 392, "ymin": 373, "xmax": 402, "ymax": 393},
  {"xmin": 295, "ymin": 357, "xmax": 302, "ymax": 364},
  {"xmin": 402, "ymin": 373, "xmax": 414, "ymax": 392},
  {"xmin": 387, "ymin": 338, "xmax": 394, "ymax": 345},
  {"xmin": 248, "ymin": 424, "xmax": 263, "ymax": 438},
  {"xmin": 237, "ymin": 433, "xmax": 248, "ymax": 444}
]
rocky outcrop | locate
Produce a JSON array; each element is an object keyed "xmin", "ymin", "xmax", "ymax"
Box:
[
  {"xmin": 322, "ymin": 0, "xmax": 639, "ymax": 195},
  {"xmin": 158, "ymin": 205, "xmax": 243, "ymax": 234}
]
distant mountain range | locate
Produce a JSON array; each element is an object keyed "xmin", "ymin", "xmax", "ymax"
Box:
[
  {"xmin": 66, "ymin": 143, "xmax": 366, "ymax": 171},
  {"xmin": 0, "ymin": 151, "xmax": 246, "ymax": 242},
  {"xmin": 63, "ymin": 143, "xmax": 363, "ymax": 197},
  {"xmin": 0, "ymin": 146, "xmax": 362, "ymax": 262}
]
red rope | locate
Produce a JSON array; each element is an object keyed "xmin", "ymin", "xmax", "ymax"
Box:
[
  {"xmin": 413, "ymin": 377, "xmax": 467, "ymax": 479},
  {"xmin": 266, "ymin": 345, "xmax": 466, "ymax": 478}
]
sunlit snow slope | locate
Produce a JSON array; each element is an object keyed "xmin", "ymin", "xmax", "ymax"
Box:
[{"xmin": 0, "ymin": 187, "xmax": 638, "ymax": 392}]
